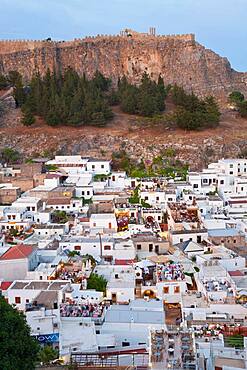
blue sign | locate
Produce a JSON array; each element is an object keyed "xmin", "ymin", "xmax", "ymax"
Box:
[{"xmin": 34, "ymin": 333, "xmax": 59, "ymax": 343}]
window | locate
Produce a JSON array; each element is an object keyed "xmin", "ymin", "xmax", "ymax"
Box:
[
  {"xmin": 15, "ymin": 297, "xmax": 21, "ymax": 304},
  {"xmin": 81, "ymin": 191, "xmax": 85, "ymax": 196},
  {"xmin": 197, "ymin": 235, "xmax": 202, "ymax": 243},
  {"xmin": 74, "ymin": 245, "xmax": 81, "ymax": 251},
  {"xmin": 137, "ymin": 244, "xmax": 141, "ymax": 250},
  {"xmin": 229, "ymin": 171, "xmax": 233, "ymax": 175},
  {"xmin": 145, "ymin": 196, "xmax": 148, "ymax": 201},
  {"xmin": 220, "ymin": 180, "xmax": 224, "ymax": 184},
  {"xmin": 92, "ymin": 165, "xmax": 95, "ymax": 170},
  {"xmin": 87, "ymin": 191, "xmax": 90, "ymax": 195},
  {"xmin": 131, "ymin": 212, "xmax": 135, "ymax": 217},
  {"xmin": 168, "ymin": 198, "xmax": 173, "ymax": 201},
  {"xmin": 203, "ymin": 179, "xmax": 208, "ymax": 184},
  {"xmin": 155, "ymin": 245, "xmax": 159, "ymax": 254},
  {"xmin": 233, "ymin": 239, "xmax": 236, "ymax": 244},
  {"xmin": 101, "ymin": 164, "xmax": 104, "ymax": 169},
  {"xmin": 108, "ymin": 222, "xmax": 112, "ymax": 229},
  {"xmin": 149, "ymin": 244, "xmax": 153, "ymax": 252},
  {"xmin": 93, "ymin": 222, "xmax": 96, "ymax": 227},
  {"xmin": 229, "ymin": 164, "xmax": 233, "ymax": 168},
  {"xmin": 112, "ymin": 176, "xmax": 115, "ymax": 181},
  {"xmin": 174, "ymin": 286, "xmax": 180, "ymax": 294},
  {"xmin": 122, "ymin": 342, "xmax": 130, "ymax": 347},
  {"xmin": 158, "ymin": 216, "xmax": 161, "ymax": 221},
  {"xmin": 32, "ymin": 207, "xmax": 35, "ymax": 211},
  {"xmin": 26, "ymin": 299, "xmax": 29, "ymax": 303},
  {"xmin": 163, "ymin": 286, "xmax": 169, "ymax": 294},
  {"xmin": 180, "ymin": 238, "xmax": 183, "ymax": 243},
  {"xmin": 156, "ymin": 197, "xmax": 159, "ymax": 201},
  {"xmin": 104, "ymin": 245, "xmax": 111, "ymax": 250}
]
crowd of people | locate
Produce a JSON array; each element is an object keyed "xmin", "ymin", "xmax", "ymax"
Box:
[
  {"xmin": 60, "ymin": 301, "xmax": 104, "ymax": 318},
  {"xmin": 156, "ymin": 263, "xmax": 185, "ymax": 282}
]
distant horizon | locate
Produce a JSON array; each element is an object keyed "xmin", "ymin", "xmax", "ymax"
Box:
[{"xmin": 1, "ymin": 0, "xmax": 246, "ymax": 72}]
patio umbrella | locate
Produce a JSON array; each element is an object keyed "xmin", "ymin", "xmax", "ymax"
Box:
[
  {"xmin": 135, "ymin": 260, "xmax": 155, "ymax": 269},
  {"xmin": 148, "ymin": 255, "xmax": 171, "ymax": 264}
]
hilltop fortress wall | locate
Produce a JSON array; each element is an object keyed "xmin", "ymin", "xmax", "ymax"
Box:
[
  {"xmin": 0, "ymin": 30, "xmax": 246, "ymax": 98},
  {"xmin": 0, "ymin": 32, "xmax": 195, "ymax": 53}
]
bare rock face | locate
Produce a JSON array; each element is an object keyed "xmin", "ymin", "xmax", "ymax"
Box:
[{"xmin": 0, "ymin": 31, "xmax": 247, "ymax": 98}]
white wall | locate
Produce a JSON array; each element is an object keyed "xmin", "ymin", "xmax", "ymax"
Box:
[{"xmin": 0, "ymin": 259, "xmax": 28, "ymax": 281}]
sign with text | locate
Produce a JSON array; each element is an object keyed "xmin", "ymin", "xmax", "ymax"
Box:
[{"xmin": 34, "ymin": 333, "xmax": 59, "ymax": 343}]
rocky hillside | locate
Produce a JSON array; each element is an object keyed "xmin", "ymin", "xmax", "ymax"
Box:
[
  {"xmin": 0, "ymin": 30, "xmax": 247, "ymax": 99},
  {"xmin": 0, "ymin": 103, "xmax": 247, "ymax": 171}
]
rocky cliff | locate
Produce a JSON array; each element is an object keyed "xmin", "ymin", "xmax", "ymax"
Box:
[{"xmin": 0, "ymin": 31, "xmax": 247, "ymax": 98}]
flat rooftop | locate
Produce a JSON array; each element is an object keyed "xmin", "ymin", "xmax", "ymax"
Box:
[
  {"xmin": 105, "ymin": 300, "xmax": 164, "ymax": 324},
  {"xmin": 208, "ymin": 228, "xmax": 243, "ymax": 237}
]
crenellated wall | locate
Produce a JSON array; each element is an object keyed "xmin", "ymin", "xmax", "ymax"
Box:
[{"xmin": 0, "ymin": 31, "xmax": 246, "ymax": 97}]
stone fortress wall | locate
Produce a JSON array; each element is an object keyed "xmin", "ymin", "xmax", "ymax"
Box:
[
  {"xmin": 0, "ymin": 28, "xmax": 246, "ymax": 98},
  {"xmin": 0, "ymin": 28, "xmax": 195, "ymax": 54}
]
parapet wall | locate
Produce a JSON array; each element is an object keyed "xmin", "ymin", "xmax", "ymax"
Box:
[
  {"xmin": 0, "ymin": 40, "xmax": 57, "ymax": 54},
  {"xmin": 0, "ymin": 33, "xmax": 195, "ymax": 53}
]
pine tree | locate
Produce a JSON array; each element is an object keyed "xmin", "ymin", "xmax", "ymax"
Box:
[{"xmin": 21, "ymin": 107, "xmax": 35, "ymax": 126}]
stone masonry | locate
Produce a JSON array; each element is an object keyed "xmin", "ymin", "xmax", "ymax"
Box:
[{"xmin": 0, "ymin": 30, "xmax": 247, "ymax": 98}]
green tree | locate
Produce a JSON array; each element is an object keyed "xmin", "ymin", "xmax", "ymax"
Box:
[
  {"xmin": 171, "ymin": 87, "xmax": 220, "ymax": 130},
  {"xmin": 229, "ymin": 91, "xmax": 245, "ymax": 104},
  {"xmin": 87, "ymin": 273, "xmax": 107, "ymax": 293},
  {"xmin": 0, "ymin": 73, "xmax": 8, "ymax": 89},
  {"xmin": 238, "ymin": 101, "xmax": 247, "ymax": 118},
  {"xmin": 0, "ymin": 101, "xmax": 4, "ymax": 118},
  {"xmin": 38, "ymin": 345, "xmax": 59, "ymax": 365},
  {"xmin": 7, "ymin": 71, "xmax": 22, "ymax": 86},
  {"xmin": 21, "ymin": 107, "xmax": 35, "ymax": 126},
  {"xmin": 0, "ymin": 148, "xmax": 20, "ymax": 164},
  {"xmin": 0, "ymin": 296, "xmax": 39, "ymax": 370},
  {"xmin": 13, "ymin": 79, "xmax": 26, "ymax": 107},
  {"xmin": 52, "ymin": 210, "xmax": 69, "ymax": 223}
]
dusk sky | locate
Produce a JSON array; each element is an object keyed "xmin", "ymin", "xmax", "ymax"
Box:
[{"xmin": 1, "ymin": 0, "xmax": 246, "ymax": 71}]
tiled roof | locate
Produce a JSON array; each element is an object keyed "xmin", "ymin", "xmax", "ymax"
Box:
[
  {"xmin": 0, "ymin": 281, "xmax": 13, "ymax": 290},
  {"xmin": 229, "ymin": 270, "xmax": 245, "ymax": 277},
  {"xmin": 46, "ymin": 197, "xmax": 71, "ymax": 205},
  {"xmin": 0, "ymin": 244, "xmax": 35, "ymax": 261},
  {"xmin": 114, "ymin": 259, "xmax": 136, "ymax": 265}
]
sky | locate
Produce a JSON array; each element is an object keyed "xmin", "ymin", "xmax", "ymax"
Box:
[{"xmin": 0, "ymin": 0, "xmax": 246, "ymax": 71}]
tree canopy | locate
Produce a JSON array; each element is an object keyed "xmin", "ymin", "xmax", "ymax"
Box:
[
  {"xmin": 0, "ymin": 147, "xmax": 20, "ymax": 164},
  {"xmin": 117, "ymin": 73, "xmax": 167, "ymax": 117},
  {"xmin": 228, "ymin": 91, "xmax": 247, "ymax": 118},
  {"xmin": 229, "ymin": 91, "xmax": 245, "ymax": 104},
  {"xmin": 15, "ymin": 68, "xmax": 113, "ymax": 127},
  {"xmin": 171, "ymin": 85, "xmax": 221, "ymax": 130},
  {"xmin": 3, "ymin": 68, "xmax": 223, "ymax": 130},
  {"xmin": 87, "ymin": 273, "xmax": 107, "ymax": 293},
  {"xmin": 0, "ymin": 296, "xmax": 39, "ymax": 370}
]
